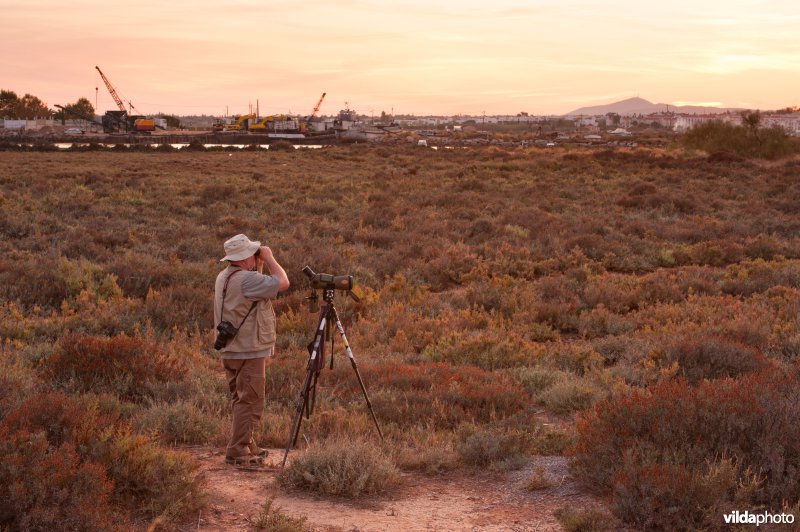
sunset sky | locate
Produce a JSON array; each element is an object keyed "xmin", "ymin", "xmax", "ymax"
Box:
[{"xmin": 2, "ymin": 0, "xmax": 798, "ymax": 116}]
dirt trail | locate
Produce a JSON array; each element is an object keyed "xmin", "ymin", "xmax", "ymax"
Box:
[{"xmin": 184, "ymin": 447, "xmax": 604, "ymax": 531}]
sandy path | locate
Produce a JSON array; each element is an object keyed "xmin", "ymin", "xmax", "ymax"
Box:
[{"xmin": 183, "ymin": 447, "xmax": 605, "ymax": 531}]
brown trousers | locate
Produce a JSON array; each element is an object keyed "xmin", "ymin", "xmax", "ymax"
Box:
[{"xmin": 223, "ymin": 357, "xmax": 266, "ymax": 458}]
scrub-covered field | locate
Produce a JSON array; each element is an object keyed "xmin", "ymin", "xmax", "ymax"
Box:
[{"xmin": 1, "ymin": 146, "xmax": 799, "ymax": 530}]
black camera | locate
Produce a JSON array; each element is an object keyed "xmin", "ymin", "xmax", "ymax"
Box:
[
  {"xmin": 302, "ymin": 266, "xmax": 354, "ymax": 291},
  {"xmin": 214, "ymin": 320, "xmax": 238, "ymax": 350}
]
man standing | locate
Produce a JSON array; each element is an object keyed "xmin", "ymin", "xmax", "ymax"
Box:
[{"xmin": 214, "ymin": 234, "xmax": 290, "ymax": 467}]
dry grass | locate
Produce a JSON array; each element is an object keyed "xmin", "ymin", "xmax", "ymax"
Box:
[{"xmin": 1, "ymin": 146, "xmax": 799, "ymax": 526}]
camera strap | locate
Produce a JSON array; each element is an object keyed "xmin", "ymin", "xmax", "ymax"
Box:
[{"xmin": 220, "ymin": 269, "xmax": 258, "ymax": 336}]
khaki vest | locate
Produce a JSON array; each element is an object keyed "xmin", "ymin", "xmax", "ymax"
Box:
[{"xmin": 214, "ymin": 266, "xmax": 276, "ymax": 355}]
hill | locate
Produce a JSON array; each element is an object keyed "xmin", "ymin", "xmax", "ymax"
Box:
[{"xmin": 567, "ymin": 96, "xmax": 741, "ymax": 116}]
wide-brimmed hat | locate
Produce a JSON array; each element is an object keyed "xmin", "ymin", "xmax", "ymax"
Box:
[{"xmin": 220, "ymin": 234, "xmax": 261, "ymax": 262}]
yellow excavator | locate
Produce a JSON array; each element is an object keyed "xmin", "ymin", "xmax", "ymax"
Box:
[
  {"xmin": 249, "ymin": 114, "xmax": 301, "ymax": 133},
  {"xmin": 248, "ymin": 114, "xmax": 289, "ymax": 132},
  {"xmin": 223, "ymin": 114, "xmax": 256, "ymax": 131}
]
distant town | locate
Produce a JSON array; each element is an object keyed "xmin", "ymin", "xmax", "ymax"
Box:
[{"xmin": 2, "ymin": 93, "xmax": 798, "ymax": 147}]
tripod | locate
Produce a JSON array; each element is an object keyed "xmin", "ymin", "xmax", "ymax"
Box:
[{"xmin": 281, "ymin": 288, "xmax": 383, "ymax": 467}]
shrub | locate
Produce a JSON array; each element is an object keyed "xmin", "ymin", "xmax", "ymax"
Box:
[
  {"xmin": 44, "ymin": 333, "xmax": 185, "ymax": 401},
  {"xmin": 572, "ymin": 367, "xmax": 800, "ymax": 527},
  {"xmin": 0, "ymin": 353, "xmax": 42, "ymax": 418},
  {"xmin": 133, "ymin": 400, "xmax": 225, "ymax": 445},
  {"xmin": 250, "ymin": 496, "xmax": 307, "ymax": 531},
  {"xmin": 662, "ymin": 335, "xmax": 771, "ymax": 383},
  {"xmin": 279, "ymin": 437, "xmax": 399, "ymax": 497},
  {"xmin": 525, "ymin": 466, "xmax": 555, "ymax": 491},
  {"xmin": 537, "ymin": 377, "xmax": 604, "ymax": 415},
  {"xmin": 97, "ymin": 432, "xmax": 204, "ymax": 520},
  {"xmin": 353, "ymin": 362, "xmax": 529, "ymax": 429},
  {"xmin": 610, "ymin": 457, "xmax": 757, "ymax": 530},
  {"xmin": 397, "ymin": 440, "xmax": 459, "ymax": 475},
  {"xmin": 270, "ymin": 139, "xmax": 295, "ymax": 152},
  {"xmin": 682, "ymin": 120, "xmax": 798, "ymax": 160},
  {"xmin": 512, "ymin": 366, "xmax": 561, "ymax": 395},
  {"xmin": 554, "ymin": 505, "xmax": 618, "ymax": 532},
  {"xmin": 531, "ymin": 424, "xmax": 574, "ymax": 455},
  {"xmin": 0, "ymin": 392, "xmax": 110, "ymax": 450},
  {"xmin": 455, "ymin": 423, "xmax": 531, "ymax": 469},
  {"xmin": 0, "ymin": 430, "xmax": 121, "ymax": 531}
]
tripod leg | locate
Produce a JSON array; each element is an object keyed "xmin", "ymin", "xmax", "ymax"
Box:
[
  {"xmin": 281, "ymin": 304, "xmax": 332, "ymax": 468},
  {"xmin": 330, "ymin": 306, "xmax": 384, "ymax": 442},
  {"xmin": 307, "ymin": 370, "xmax": 319, "ymax": 418},
  {"xmin": 282, "ymin": 367, "xmax": 313, "ymax": 468}
]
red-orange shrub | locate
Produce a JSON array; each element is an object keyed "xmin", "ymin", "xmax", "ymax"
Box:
[
  {"xmin": 1, "ymin": 392, "xmax": 109, "ymax": 449},
  {"xmin": 664, "ymin": 335, "xmax": 771, "ymax": 383},
  {"xmin": 44, "ymin": 333, "xmax": 185, "ymax": 401},
  {"xmin": 0, "ymin": 429, "xmax": 120, "ymax": 530},
  {"xmin": 572, "ymin": 367, "xmax": 800, "ymax": 526},
  {"xmin": 341, "ymin": 361, "xmax": 529, "ymax": 429}
]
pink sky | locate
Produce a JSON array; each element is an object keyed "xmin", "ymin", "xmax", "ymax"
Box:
[{"xmin": 2, "ymin": 0, "xmax": 799, "ymax": 116}]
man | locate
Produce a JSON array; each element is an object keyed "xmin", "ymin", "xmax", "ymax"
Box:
[{"xmin": 214, "ymin": 234, "xmax": 290, "ymax": 467}]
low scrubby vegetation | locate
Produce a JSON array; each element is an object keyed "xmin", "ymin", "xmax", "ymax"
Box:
[
  {"xmin": 279, "ymin": 438, "xmax": 399, "ymax": 497},
  {"xmin": 1, "ymin": 145, "xmax": 799, "ymax": 527},
  {"xmin": 681, "ymin": 116, "xmax": 799, "ymax": 160}
]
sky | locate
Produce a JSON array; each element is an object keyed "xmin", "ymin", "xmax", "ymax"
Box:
[{"xmin": 2, "ymin": 0, "xmax": 799, "ymax": 116}]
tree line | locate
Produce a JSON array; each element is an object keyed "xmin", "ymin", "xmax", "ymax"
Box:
[{"xmin": 1, "ymin": 89, "xmax": 95, "ymax": 121}]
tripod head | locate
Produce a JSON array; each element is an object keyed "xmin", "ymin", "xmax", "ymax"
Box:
[{"xmin": 303, "ymin": 266, "xmax": 360, "ymax": 312}]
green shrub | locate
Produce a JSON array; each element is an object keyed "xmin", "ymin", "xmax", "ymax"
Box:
[
  {"xmin": 537, "ymin": 377, "xmax": 604, "ymax": 415},
  {"xmin": 98, "ymin": 431, "xmax": 204, "ymax": 520},
  {"xmin": 512, "ymin": 366, "xmax": 561, "ymax": 395},
  {"xmin": 250, "ymin": 496, "xmax": 307, "ymax": 531},
  {"xmin": 133, "ymin": 400, "xmax": 225, "ymax": 445},
  {"xmin": 682, "ymin": 120, "xmax": 797, "ymax": 160},
  {"xmin": 455, "ymin": 423, "xmax": 530, "ymax": 469},
  {"xmin": 279, "ymin": 437, "xmax": 399, "ymax": 498},
  {"xmin": 554, "ymin": 505, "xmax": 618, "ymax": 532},
  {"xmin": 531, "ymin": 424, "xmax": 575, "ymax": 455}
]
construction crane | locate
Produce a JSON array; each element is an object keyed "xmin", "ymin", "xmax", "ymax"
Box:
[
  {"xmin": 94, "ymin": 65, "xmax": 162, "ymax": 133},
  {"xmin": 304, "ymin": 92, "xmax": 326, "ymax": 131},
  {"xmin": 95, "ymin": 65, "xmax": 135, "ymax": 113}
]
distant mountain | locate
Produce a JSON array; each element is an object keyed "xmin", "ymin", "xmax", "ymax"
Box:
[{"xmin": 567, "ymin": 97, "xmax": 742, "ymax": 116}]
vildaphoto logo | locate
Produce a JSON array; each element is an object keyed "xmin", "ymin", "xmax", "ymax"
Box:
[{"xmin": 723, "ymin": 510, "xmax": 795, "ymax": 526}]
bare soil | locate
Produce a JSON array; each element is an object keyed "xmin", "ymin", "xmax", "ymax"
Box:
[{"xmin": 183, "ymin": 447, "xmax": 605, "ymax": 531}]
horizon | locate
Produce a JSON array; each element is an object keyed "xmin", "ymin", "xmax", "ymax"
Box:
[{"xmin": 2, "ymin": 0, "xmax": 799, "ymax": 116}]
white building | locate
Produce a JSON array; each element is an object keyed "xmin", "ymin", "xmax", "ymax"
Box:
[
  {"xmin": 762, "ymin": 113, "xmax": 800, "ymax": 135},
  {"xmin": 673, "ymin": 114, "xmax": 737, "ymax": 131}
]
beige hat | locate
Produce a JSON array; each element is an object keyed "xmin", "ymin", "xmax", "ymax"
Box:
[{"xmin": 220, "ymin": 234, "xmax": 261, "ymax": 262}]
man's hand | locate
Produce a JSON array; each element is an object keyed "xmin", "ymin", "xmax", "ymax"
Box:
[
  {"xmin": 255, "ymin": 246, "xmax": 272, "ymax": 273},
  {"xmin": 254, "ymin": 246, "xmax": 289, "ymax": 291}
]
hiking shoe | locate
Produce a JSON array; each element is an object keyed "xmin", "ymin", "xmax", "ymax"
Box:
[
  {"xmin": 224, "ymin": 455, "xmax": 264, "ymax": 468},
  {"xmin": 248, "ymin": 443, "xmax": 268, "ymax": 458}
]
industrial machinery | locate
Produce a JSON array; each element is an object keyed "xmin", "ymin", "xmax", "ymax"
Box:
[
  {"xmin": 303, "ymin": 92, "xmax": 326, "ymax": 132},
  {"xmin": 54, "ymin": 104, "xmax": 103, "ymax": 130},
  {"xmin": 223, "ymin": 114, "xmax": 256, "ymax": 131},
  {"xmin": 95, "ymin": 65, "xmax": 158, "ymax": 134},
  {"xmin": 248, "ymin": 114, "xmax": 300, "ymax": 134}
]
